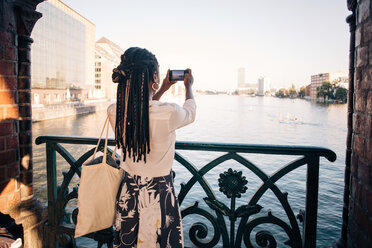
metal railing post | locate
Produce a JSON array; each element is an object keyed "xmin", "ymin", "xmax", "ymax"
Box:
[
  {"xmin": 46, "ymin": 141, "xmax": 58, "ymax": 248},
  {"xmin": 303, "ymin": 155, "xmax": 320, "ymax": 248}
]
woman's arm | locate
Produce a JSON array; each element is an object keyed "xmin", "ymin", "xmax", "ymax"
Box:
[
  {"xmin": 152, "ymin": 87, "xmax": 166, "ymax": 101},
  {"xmin": 168, "ymin": 69, "xmax": 196, "ymax": 131},
  {"xmin": 152, "ymin": 69, "xmax": 176, "ymax": 101},
  {"xmin": 184, "ymin": 69, "xmax": 194, "ymax": 101}
]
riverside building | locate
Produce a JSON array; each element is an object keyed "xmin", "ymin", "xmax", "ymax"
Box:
[
  {"xmin": 94, "ymin": 37, "xmax": 122, "ymax": 100},
  {"xmin": 310, "ymin": 73, "xmax": 330, "ymax": 100},
  {"xmin": 309, "ymin": 71, "xmax": 348, "ymax": 100},
  {"xmin": 30, "ymin": 0, "xmax": 95, "ymax": 105}
]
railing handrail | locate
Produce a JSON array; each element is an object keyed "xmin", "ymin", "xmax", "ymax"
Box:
[{"xmin": 35, "ymin": 135, "xmax": 336, "ymax": 162}]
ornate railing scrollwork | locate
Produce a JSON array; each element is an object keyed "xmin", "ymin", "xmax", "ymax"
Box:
[
  {"xmin": 243, "ymin": 211, "xmax": 300, "ymax": 248},
  {"xmin": 181, "ymin": 201, "xmax": 221, "ymax": 247},
  {"xmin": 35, "ymin": 136, "xmax": 336, "ymax": 248}
]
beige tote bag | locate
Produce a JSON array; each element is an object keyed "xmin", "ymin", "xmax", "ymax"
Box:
[{"xmin": 75, "ymin": 116, "xmax": 123, "ymax": 238}]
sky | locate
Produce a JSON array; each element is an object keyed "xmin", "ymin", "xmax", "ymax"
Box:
[{"xmin": 62, "ymin": 0, "xmax": 351, "ymax": 91}]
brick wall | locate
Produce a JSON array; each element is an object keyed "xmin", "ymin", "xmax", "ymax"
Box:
[
  {"xmin": 0, "ymin": 0, "xmax": 21, "ymax": 212},
  {"xmin": 348, "ymin": 0, "xmax": 372, "ymax": 247},
  {"xmin": 0, "ymin": 1, "xmax": 46, "ymax": 247}
]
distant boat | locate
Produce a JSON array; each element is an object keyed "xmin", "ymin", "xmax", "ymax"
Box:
[{"xmin": 278, "ymin": 113, "xmax": 299, "ymax": 124}]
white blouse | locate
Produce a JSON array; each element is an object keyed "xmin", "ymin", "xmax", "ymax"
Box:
[{"xmin": 107, "ymin": 99, "xmax": 196, "ymax": 177}]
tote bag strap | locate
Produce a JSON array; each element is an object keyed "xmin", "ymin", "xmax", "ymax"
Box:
[
  {"xmin": 93, "ymin": 116, "xmax": 110, "ymax": 160},
  {"xmin": 112, "ymin": 145, "xmax": 118, "ymax": 160},
  {"xmin": 102, "ymin": 116, "xmax": 110, "ymax": 164},
  {"xmin": 93, "ymin": 116, "xmax": 119, "ymax": 164}
]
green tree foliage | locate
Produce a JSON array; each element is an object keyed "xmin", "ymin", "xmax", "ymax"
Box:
[
  {"xmin": 275, "ymin": 84, "xmax": 307, "ymax": 99},
  {"xmin": 275, "ymin": 88, "xmax": 286, "ymax": 98},
  {"xmin": 334, "ymin": 86, "xmax": 348, "ymax": 102},
  {"xmin": 288, "ymin": 84, "xmax": 297, "ymax": 98},
  {"xmin": 316, "ymin": 80, "xmax": 348, "ymax": 103},
  {"xmin": 317, "ymin": 81, "xmax": 334, "ymax": 102},
  {"xmin": 298, "ymin": 86, "xmax": 306, "ymax": 98},
  {"xmin": 273, "ymin": 80, "xmax": 347, "ymax": 103}
]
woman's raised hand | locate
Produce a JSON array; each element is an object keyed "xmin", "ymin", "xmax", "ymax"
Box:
[
  {"xmin": 160, "ymin": 69, "xmax": 177, "ymax": 92},
  {"xmin": 152, "ymin": 70, "xmax": 176, "ymax": 101},
  {"xmin": 184, "ymin": 69, "xmax": 194, "ymax": 100},
  {"xmin": 184, "ymin": 69, "xmax": 193, "ymax": 89}
]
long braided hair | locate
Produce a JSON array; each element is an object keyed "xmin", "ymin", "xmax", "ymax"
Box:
[{"xmin": 112, "ymin": 47, "xmax": 158, "ymax": 163}]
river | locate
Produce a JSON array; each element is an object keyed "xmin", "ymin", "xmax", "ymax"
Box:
[{"xmin": 32, "ymin": 95, "xmax": 347, "ymax": 247}]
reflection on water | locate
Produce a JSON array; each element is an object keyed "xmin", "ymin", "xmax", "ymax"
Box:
[{"xmin": 33, "ymin": 95, "xmax": 347, "ymax": 246}]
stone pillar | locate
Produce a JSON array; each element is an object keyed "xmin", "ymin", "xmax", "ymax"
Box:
[
  {"xmin": 0, "ymin": 0, "xmax": 20, "ymax": 212},
  {"xmin": 339, "ymin": 1, "xmax": 357, "ymax": 247},
  {"xmin": 16, "ymin": 10, "xmax": 37, "ymax": 205},
  {"xmin": 347, "ymin": 0, "xmax": 372, "ymax": 247},
  {"xmin": 0, "ymin": 0, "xmax": 45, "ymax": 247}
]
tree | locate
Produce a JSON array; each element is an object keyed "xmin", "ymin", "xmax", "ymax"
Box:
[
  {"xmin": 275, "ymin": 88, "xmax": 286, "ymax": 98},
  {"xmin": 334, "ymin": 86, "xmax": 347, "ymax": 103},
  {"xmin": 288, "ymin": 84, "xmax": 297, "ymax": 98},
  {"xmin": 298, "ymin": 86, "xmax": 306, "ymax": 98},
  {"xmin": 317, "ymin": 81, "xmax": 334, "ymax": 102}
]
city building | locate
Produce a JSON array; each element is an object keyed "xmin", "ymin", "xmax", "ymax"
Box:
[
  {"xmin": 169, "ymin": 83, "xmax": 185, "ymax": 96},
  {"xmin": 94, "ymin": 37, "xmax": 123, "ymax": 100},
  {"xmin": 309, "ymin": 71, "xmax": 348, "ymax": 100},
  {"xmin": 30, "ymin": 0, "xmax": 95, "ymax": 105},
  {"xmin": 310, "ymin": 73, "xmax": 329, "ymax": 100},
  {"xmin": 237, "ymin": 68, "xmax": 245, "ymax": 88},
  {"xmin": 236, "ymin": 68, "xmax": 257, "ymax": 95},
  {"xmin": 257, "ymin": 76, "xmax": 271, "ymax": 96}
]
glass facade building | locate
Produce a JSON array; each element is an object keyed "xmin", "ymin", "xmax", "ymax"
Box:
[{"xmin": 31, "ymin": 0, "xmax": 95, "ymax": 93}]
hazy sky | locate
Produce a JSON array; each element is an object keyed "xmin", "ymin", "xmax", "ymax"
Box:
[{"xmin": 62, "ymin": 0, "xmax": 350, "ymax": 91}]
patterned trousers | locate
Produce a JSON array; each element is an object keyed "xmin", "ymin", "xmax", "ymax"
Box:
[{"xmin": 113, "ymin": 171, "xmax": 184, "ymax": 248}]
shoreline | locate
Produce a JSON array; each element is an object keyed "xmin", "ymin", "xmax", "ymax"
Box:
[{"xmin": 32, "ymin": 100, "xmax": 114, "ymax": 122}]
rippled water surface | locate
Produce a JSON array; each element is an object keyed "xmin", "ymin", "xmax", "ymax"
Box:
[{"xmin": 33, "ymin": 95, "xmax": 347, "ymax": 247}]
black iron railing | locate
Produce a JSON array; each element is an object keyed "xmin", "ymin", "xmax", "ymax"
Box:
[{"xmin": 35, "ymin": 135, "xmax": 336, "ymax": 248}]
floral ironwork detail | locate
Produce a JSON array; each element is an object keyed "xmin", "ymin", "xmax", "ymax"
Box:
[
  {"xmin": 203, "ymin": 197, "xmax": 262, "ymax": 220},
  {"xmin": 218, "ymin": 168, "xmax": 248, "ymax": 198}
]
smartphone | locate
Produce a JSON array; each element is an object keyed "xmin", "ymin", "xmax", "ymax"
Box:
[{"xmin": 169, "ymin": 70, "xmax": 188, "ymax": 81}]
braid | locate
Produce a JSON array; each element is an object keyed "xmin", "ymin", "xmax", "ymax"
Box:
[{"xmin": 112, "ymin": 47, "xmax": 158, "ymax": 163}]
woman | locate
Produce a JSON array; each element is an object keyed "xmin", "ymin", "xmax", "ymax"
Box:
[{"xmin": 107, "ymin": 47, "xmax": 196, "ymax": 248}]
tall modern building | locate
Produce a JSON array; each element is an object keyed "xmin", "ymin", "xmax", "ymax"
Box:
[
  {"xmin": 94, "ymin": 37, "xmax": 123, "ymax": 100},
  {"xmin": 236, "ymin": 68, "xmax": 258, "ymax": 95},
  {"xmin": 310, "ymin": 71, "xmax": 348, "ymax": 100},
  {"xmin": 30, "ymin": 0, "xmax": 95, "ymax": 104},
  {"xmin": 257, "ymin": 76, "xmax": 271, "ymax": 96},
  {"xmin": 237, "ymin": 68, "xmax": 245, "ymax": 88}
]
